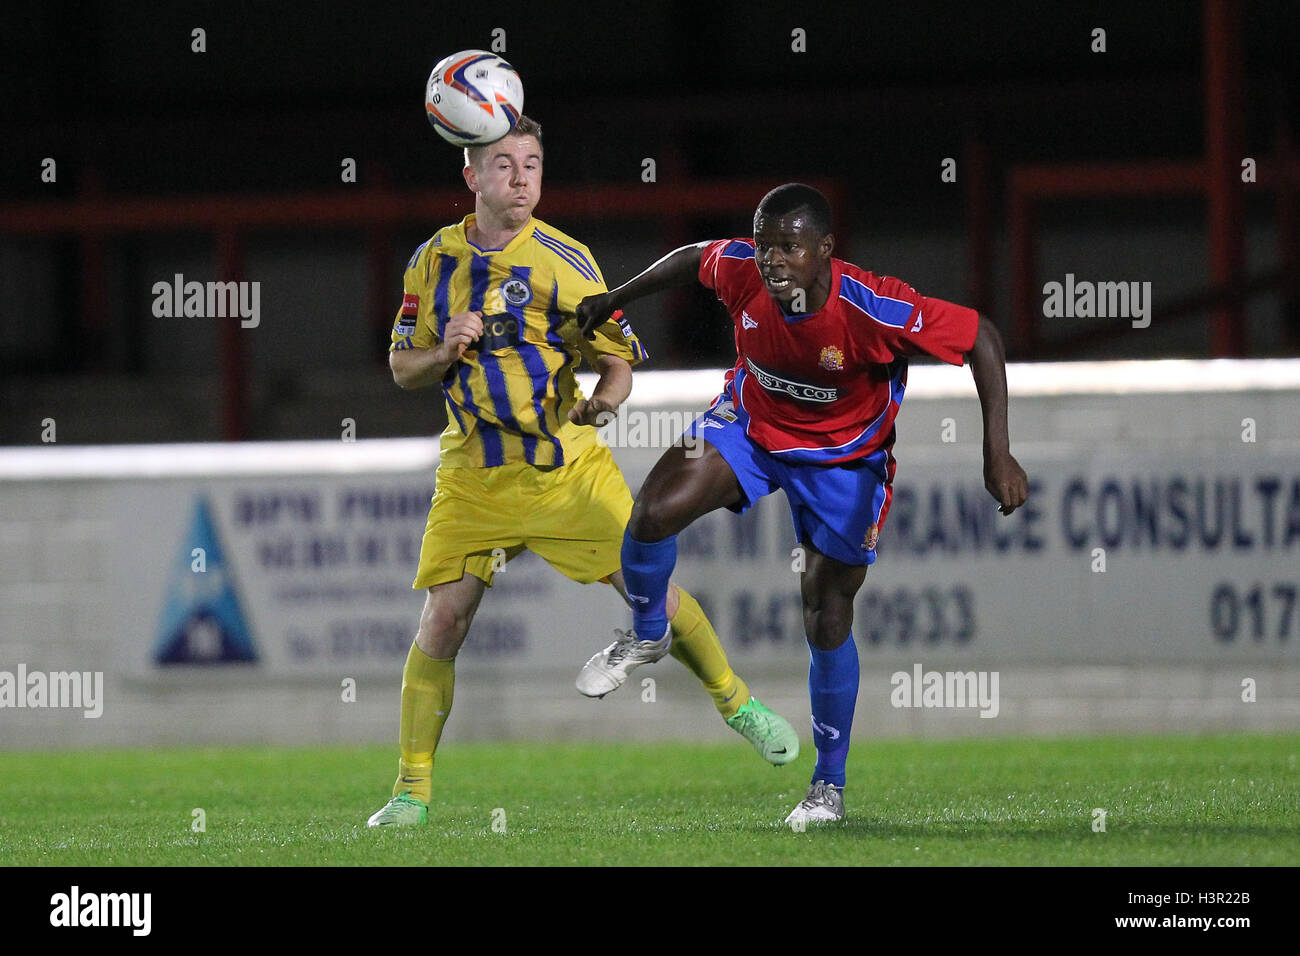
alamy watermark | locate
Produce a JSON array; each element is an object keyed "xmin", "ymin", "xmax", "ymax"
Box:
[
  {"xmin": 595, "ymin": 410, "xmax": 703, "ymax": 457},
  {"xmin": 1042, "ymin": 273, "xmax": 1151, "ymax": 329},
  {"xmin": 0, "ymin": 665, "xmax": 103, "ymax": 718},
  {"xmin": 152, "ymin": 273, "xmax": 260, "ymax": 328},
  {"xmin": 50, "ymin": 886, "xmax": 150, "ymax": 936},
  {"xmin": 890, "ymin": 663, "xmax": 999, "ymax": 718}
]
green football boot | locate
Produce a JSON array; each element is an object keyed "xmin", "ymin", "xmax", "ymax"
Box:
[
  {"xmin": 366, "ymin": 792, "xmax": 429, "ymax": 827},
  {"xmin": 726, "ymin": 697, "xmax": 800, "ymax": 766}
]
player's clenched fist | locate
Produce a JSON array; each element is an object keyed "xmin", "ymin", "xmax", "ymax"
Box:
[
  {"xmin": 985, "ymin": 451, "xmax": 1029, "ymax": 515},
  {"xmin": 576, "ymin": 293, "xmax": 617, "ymax": 339},
  {"xmin": 568, "ymin": 397, "xmax": 617, "ymax": 428},
  {"xmin": 434, "ymin": 310, "xmax": 484, "ymax": 364}
]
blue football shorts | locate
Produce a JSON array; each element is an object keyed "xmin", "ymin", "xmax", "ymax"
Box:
[{"xmin": 684, "ymin": 386, "xmax": 894, "ymax": 567}]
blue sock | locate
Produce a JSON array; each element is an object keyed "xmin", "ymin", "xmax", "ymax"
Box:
[
  {"xmin": 620, "ymin": 532, "xmax": 677, "ymax": 640},
  {"xmin": 808, "ymin": 634, "xmax": 859, "ymax": 789}
]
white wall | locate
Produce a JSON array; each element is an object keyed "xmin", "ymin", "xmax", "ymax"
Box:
[{"xmin": 2, "ymin": 361, "xmax": 1299, "ymax": 749}]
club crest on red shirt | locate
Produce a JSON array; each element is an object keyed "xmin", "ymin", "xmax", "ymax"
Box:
[
  {"xmin": 864, "ymin": 523, "xmax": 879, "ymax": 550},
  {"xmin": 818, "ymin": 345, "xmax": 845, "ymax": 371}
]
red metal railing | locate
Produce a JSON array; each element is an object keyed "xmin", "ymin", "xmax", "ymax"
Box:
[{"xmin": 999, "ymin": 0, "xmax": 1299, "ymax": 360}]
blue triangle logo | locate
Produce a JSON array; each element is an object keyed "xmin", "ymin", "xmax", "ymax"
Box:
[{"xmin": 153, "ymin": 497, "xmax": 258, "ymax": 665}]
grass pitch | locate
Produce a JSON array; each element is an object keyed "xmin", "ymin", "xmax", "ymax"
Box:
[{"xmin": 1, "ymin": 734, "xmax": 1296, "ymax": 866}]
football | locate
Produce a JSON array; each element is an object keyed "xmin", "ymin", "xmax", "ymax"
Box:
[{"xmin": 425, "ymin": 50, "xmax": 524, "ymax": 147}]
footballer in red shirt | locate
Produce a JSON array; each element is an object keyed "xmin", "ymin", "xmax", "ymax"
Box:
[{"xmin": 574, "ymin": 184, "xmax": 1028, "ymax": 824}]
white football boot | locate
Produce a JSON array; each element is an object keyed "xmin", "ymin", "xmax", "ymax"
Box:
[
  {"xmin": 575, "ymin": 626, "xmax": 672, "ymax": 698},
  {"xmin": 784, "ymin": 780, "xmax": 846, "ymax": 825}
]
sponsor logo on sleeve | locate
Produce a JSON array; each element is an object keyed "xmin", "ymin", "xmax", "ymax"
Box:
[{"xmin": 395, "ymin": 294, "xmax": 419, "ymax": 335}]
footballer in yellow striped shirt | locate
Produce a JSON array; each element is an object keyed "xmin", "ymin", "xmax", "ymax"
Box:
[{"xmin": 367, "ymin": 115, "xmax": 799, "ymax": 826}]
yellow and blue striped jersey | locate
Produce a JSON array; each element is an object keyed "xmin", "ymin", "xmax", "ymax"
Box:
[{"xmin": 390, "ymin": 214, "xmax": 648, "ymax": 469}]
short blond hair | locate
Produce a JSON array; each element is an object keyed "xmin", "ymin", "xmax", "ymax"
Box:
[{"xmin": 464, "ymin": 114, "xmax": 543, "ymax": 169}]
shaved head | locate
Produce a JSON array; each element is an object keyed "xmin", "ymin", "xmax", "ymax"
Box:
[{"xmin": 755, "ymin": 183, "xmax": 832, "ymax": 238}]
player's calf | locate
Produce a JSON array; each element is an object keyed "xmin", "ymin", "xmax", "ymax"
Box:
[{"xmin": 799, "ymin": 547, "xmax": 866, "ymax": 651}]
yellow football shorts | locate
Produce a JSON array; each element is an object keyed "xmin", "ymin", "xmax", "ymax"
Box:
[{"xmin": 412, "ymin": 443, "xmax": 634, "ymax": 589}]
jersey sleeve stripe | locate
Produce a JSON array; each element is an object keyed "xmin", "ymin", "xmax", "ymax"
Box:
[
  {"xmin": 534, "ymin": 229, "xmax": 600, "ymax": 282},
  {"xmin": 536, "ymin": 233, "xmax": 599, "ymax": 283},
  {"xmin": 722, "ymin": 240, "xmax": 755, "ymax": 260},
  {"xmin": 839, "ymin": 275, "xmax": 916, "ymax": 329},
  {"xmin": 408, "ymin": 238, "xmax": 430, "ymax": 270},
  {"xmin": 539, "ymin": 231, "xmax": 597, "ymax": 274},
  {"xmin": 535, "ymin": 231, "xmax": 599, "ymax": 282}
]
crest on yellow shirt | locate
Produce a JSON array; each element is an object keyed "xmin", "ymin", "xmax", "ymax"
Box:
[{"xmin": 500, "ymin": 277, "xmax": 532, "ymax": 308}]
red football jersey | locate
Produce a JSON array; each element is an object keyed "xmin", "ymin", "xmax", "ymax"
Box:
[{"xmin": 699, "ymin": 238, "xmax": 980, "ymax": 465}]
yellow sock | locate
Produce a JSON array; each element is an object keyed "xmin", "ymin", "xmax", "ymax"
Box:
[
  {"xmin": 669, "ymin": 587, "xmax": 750, "ymax": 720},
  {"xmin": 393, "ymin": 641, "xmax": 455, "ymax": 805}
]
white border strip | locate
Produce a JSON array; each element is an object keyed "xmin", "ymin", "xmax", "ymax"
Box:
[
  {"xmin": 4, "ymin": 360, "xmax": 1298, "ymax": 480},
  {"xmin": 585, "ymin": 359, "xmax": 1300, "ymax": 405},
  {"xmin": 993, "ymin": 358, "xmax": 1300, "ymax": 398},
  {"xmin": 0, "ymin": 439, "xmax": 440, "ymax": 480}
]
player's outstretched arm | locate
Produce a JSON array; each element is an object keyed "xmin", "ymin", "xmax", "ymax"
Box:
[
  {"xmin": 964, "ymin": 314, "xmax": 1029, "ymax": 515},
  {"xmin": 577, "ymin": 241, "xmax": 713, "ymax": 338},
  {"xmin": 389, "ymin": 310, "xmax": 484, "ymax": 389}
]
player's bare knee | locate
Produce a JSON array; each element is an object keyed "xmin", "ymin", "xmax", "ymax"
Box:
[
  {"xmin": 802, "ymin": 599, "xmax": 854, "ymax": 651},
  {"xmin": 416, "ymin": 602, "xmax": 471, "ymax": 657},
  {"xmin": 416, "ymin": 618, "xmax": 467, "ymax": 659},
  {"xmin": 628, "ymin": 497, "xmax": 682, "ymax": 542}
]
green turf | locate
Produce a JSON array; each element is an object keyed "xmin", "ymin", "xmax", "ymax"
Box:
[{"xmin": 1, "ymin": 734, "xmax": 1296, "ymax": 865}]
